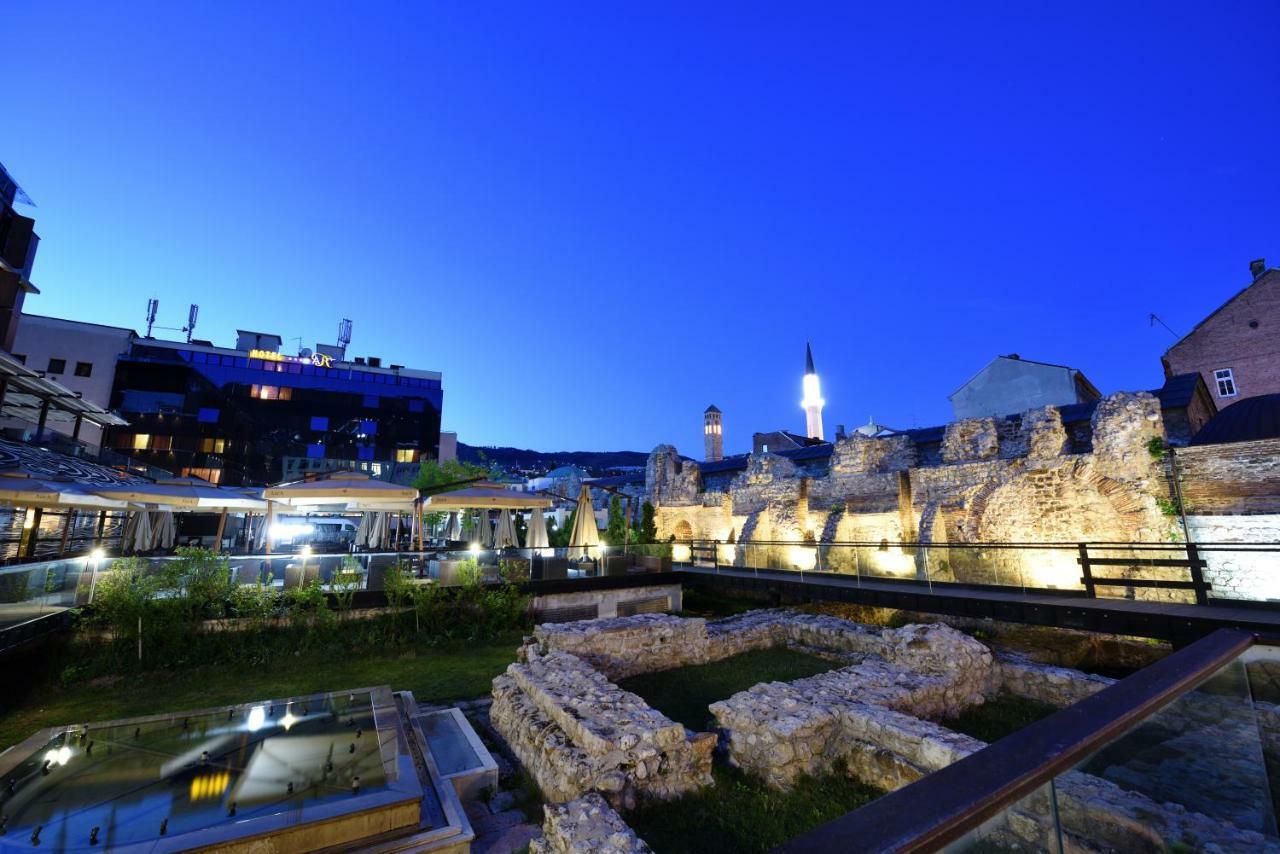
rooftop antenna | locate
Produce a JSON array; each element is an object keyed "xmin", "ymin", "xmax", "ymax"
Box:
[
  {"xmin": 184, "ymin": 304, "xmax": 199, "ymax": 343},
  {"xmin": 337, "ymin": 318, "xmax": 353, "ymax": 357},
  {"xmin": 145, "ymin": 299, "xmax": 159, "ymax": 338},
  {"xmin": 1149, "ymin": 313, "xmax": 1180, "ymax": 339}
]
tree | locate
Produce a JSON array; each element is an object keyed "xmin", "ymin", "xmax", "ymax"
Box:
[
  {"xmin": 636, "ymin": 501, "xmax": 658, "ymax": 543},
  {"xmin": 412, "ymin": 458, "xmax": 492, "ymax": 531},
  {"xmin": 605, "ymin": 495, "xmax": 628, "ymax": 545}
]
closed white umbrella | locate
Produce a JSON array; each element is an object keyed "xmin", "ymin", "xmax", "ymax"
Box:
[
  {"xmin": 356, "ymin": 512, "xmax": 374, "ymax": 548},
  {"xmin": 474, "ymin": 511, "xmax": 492, "ymax": 548},
  {"xmin": 128, "ymin": 510, "xmax": 153, "ymax": 553},
  {"xmin": 526, "ymin": 507, "xmax": 549, "ymax": 550},
  {"xmin": 152, "ymin": 511, "xmax": 176, "ymax": 550},
  {"xmin": 444, "ymin": 511, "xmax": 462, "ymax": 541},
  {"xmin": 568, "ymin": 484, "xmax": 600, "ymax": 559},
  {"xmin": 494, "ymin": 509, "xmax": 518, "ymax": 549},
  {"xmin": 253, "ymin": 514, "xmax": 268, "ymax": 551}
]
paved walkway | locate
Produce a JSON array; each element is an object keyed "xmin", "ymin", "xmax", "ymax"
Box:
[{"xmin": 678, "ymin": 565, "xmax": 1280, "ymax": 640}]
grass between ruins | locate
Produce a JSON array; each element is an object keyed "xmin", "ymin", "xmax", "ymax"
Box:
[
  {"xmin": 944, "ymin": 693, "xmax": 1059, "ymax": 743},
  {"xmin": 617, "ymin": 647, "xmax": 837, "ymax": 731},
  {"xmin": 0, "ymin": 630, "xmax": 525, "ymax": 749},
  {"xmin": 627, "ymin": 761, "xmax": 883, "ymax": 854}
]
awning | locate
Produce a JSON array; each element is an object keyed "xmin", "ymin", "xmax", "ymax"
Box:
[
  {"xmin": 424, "ymin": 484, "xmax": 552, "ymax": 511},
  {"xmin": 93, "ymin": 476, "xmax": 267, "ymax": 511},
  {"xmin": 0, "ymin": 472, "xmax": 130, "ymax": 509},
  {"xmin": 263, "ymin": 472, "xmax": 417, "ymax": 512}
]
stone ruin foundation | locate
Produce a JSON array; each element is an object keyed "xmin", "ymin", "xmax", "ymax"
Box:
[{"xmin": 494, "ymin": 611, "xmax": 1277, "ymax": 852}]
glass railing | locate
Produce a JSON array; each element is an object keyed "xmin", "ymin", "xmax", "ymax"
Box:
[
  {"xmin": 680, "ymin": 539, "xmax": 1280, "ymax": 604},
  {"xmin": 776, "ymin": 628, "xmax": 1277, "ymax": 852}
]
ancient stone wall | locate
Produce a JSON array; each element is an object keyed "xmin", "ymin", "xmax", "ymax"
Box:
[
  {"xmin": 1188, "ymin": 514, "xmax": 1280, "ymax": 601},
  {"xmin": 490, "ymin": 649, "xmax": 714, "ymax": 808},
  {"xmin": 530, "ymin": 794, "xmax": 652, "ymax": 854},
  {"xmin": 1177, "ymin": 437, "xmax": 1280, "ymax": 514}
]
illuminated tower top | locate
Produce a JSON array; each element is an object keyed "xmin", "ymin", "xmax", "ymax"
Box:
[
  {"xmin": 703, "ymin": 404, "xmax": 723, "ymax": 462},
  {"xmin": 801, "ymin": 343, "xmax": 825, "ymax": 440}
]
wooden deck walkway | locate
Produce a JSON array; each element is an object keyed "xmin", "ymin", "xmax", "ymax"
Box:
[{"xmin": 678, "ymin": 564, "xmax": 1280, "ymax": 642}]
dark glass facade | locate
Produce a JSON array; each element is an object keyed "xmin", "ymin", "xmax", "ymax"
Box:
[{"xmin": 108, "ymin": 342, "xmax": 443, "ymax": 486}]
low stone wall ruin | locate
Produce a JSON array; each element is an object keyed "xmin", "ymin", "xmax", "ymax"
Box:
[
  {"xmin": 490, "ymin": 649, "xmax": 713, "ymax": 809},
  {"xmin": 496, "ymin": 610, "xmax": 1277, "ymax": 852},
  {"xmin": 530, "ymin": 793, "xmax": 652, "ymax": 854}
]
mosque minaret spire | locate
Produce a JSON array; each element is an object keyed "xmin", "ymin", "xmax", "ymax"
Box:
[{"xmin": 801, "ymin": 342, "xmax": 825, "ymax": 441}]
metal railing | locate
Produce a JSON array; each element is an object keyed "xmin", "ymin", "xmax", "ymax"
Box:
[
  {"xmin": 673, "ymin": 539, "xmax": 1280, "ymax": 605},
  {"xmin": 773, "ymin": 628, "xmax": 1270, "ymax": 852}
]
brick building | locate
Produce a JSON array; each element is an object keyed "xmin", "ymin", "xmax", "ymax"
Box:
[{"xmin": 1163, "ymin": 260, "xmax": 1280, "ymax": 409}]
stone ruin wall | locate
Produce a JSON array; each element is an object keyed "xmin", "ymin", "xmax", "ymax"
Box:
[
  {"xmin": 506, "ymin": 611, "xmax": 1276, "ymax": 852},
  {"xmin": 649, "ymin": 392, "xmax": 1217, "ymax": 595},
  {"xmin": 531, "ymin": 793, "xmax": 652, "ymax": 854}
]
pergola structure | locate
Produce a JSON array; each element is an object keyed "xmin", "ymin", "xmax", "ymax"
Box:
[{"xmin": 0, "ymin": 351, "xmax": 127, "ymax": 444}]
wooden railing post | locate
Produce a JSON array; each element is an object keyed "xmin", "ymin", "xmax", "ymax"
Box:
[{"xmin": 1077, "ymin": 543, "xmax": 1096, "ymax": 598}]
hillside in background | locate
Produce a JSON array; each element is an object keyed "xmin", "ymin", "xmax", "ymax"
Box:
[{"xmin": 457, "ymin": 443, "xmax": 650, "ymax": 477}]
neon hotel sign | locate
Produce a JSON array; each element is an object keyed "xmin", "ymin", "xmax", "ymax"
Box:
[{"xmin": 249, "ymin": 349, "xmax": 334, "ymax": 369}]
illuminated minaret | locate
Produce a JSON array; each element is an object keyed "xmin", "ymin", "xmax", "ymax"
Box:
[
  {"xmin": 800, "ymin": 343, "xmax": 825, "ymax": 440},
  {"xmin": 703, "ymin": 405, "xmax": 723, "ymax": 461}
]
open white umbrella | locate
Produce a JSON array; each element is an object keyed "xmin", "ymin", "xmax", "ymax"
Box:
[
  {"xmin": 568, "ymin": 484, "xmax": 600, "ymax": 559},
  {"xmin": 526, "ymin": 507, "xmax": 549, "ymax": 549},
  {"xmin": 151, "ymin": 511, "xmax": 177, "ymax": 550},
  {"xmin": 263, "ymin": 473, "xmax": 416, "ymax": 512},
  {"xmin": 494, "ymin": 509, "xmax": 518, "ymax": 549}
]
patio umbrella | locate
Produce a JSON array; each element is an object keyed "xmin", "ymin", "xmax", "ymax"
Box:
[
  {"xmin": 253, "ymin": 514, "xmax": 268, "ymax": 551},
  {"xmin": 263, "ymin": 473, "xmax": 416, "ymax": 512},
  {"xmin": 444, "ymin": 511, "xmax": 462, "ymax": 541},
  {"xmin": 126, "ymin": 510, "xmax": 153, "ymax": 553},
  {"xmin": 0, "ymin": 472, "xmax": 130, "ymax": 510},
  {"xmin": 494, "ymin": 509, "xmax": 518, "ymax": 549},
  {"xmin": 356, "ymin": 512, "xmax": 374, "ymax": 547},
  {"xmin": 526, "ymin": 507, "xmax": 550, "ymax": 549},
  {"xmin": 568, "ymin": 484, "xmax": 600, "ymax": 558},
  {"xmin": 473, "ymin": 511, "xmax": 492, "ymax": 548},
  {"xmin": 151, "ymin": 511, "xmax": 177, "ymax": 550},
  {"xmin": 366, "ymin": 512, "xmax": 386, "ymax": 549}
]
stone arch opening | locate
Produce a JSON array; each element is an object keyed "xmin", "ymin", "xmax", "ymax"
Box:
[{"xmin": 672, "ymin": 520, "xmax": 694, "ymax": 541}]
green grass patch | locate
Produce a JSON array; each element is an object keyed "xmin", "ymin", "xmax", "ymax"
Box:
[
  {"xmin": 944, "ymin": 693, "xmax": 1058, "ymax": 743},
  {"xmin": 627, "ymin": 761, "xmax": 882, "ymax": 853},
  {"xmin": 678, "ymin": 587, "xmax": 764, "ymax": 619},
  {"xmin": 0, "ymin": 631, "xmax": 523, "ymax": 750},
  {"xmin": 617, "ymin": 647, "xmax": 835, "ymax": 731}
]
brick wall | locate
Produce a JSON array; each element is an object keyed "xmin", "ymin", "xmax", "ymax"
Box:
[{"xmin": 1164, "ymin": 269, "xmax": 1280, "ymax": 408}]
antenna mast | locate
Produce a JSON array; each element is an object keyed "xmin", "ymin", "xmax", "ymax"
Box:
[
  {"xmin": 184, "ymin": 304, "xmax": 199, "ymax": 343},
  {"xmin": 144, "ymin": 299, "xmax": 159, "ymax": 338}
]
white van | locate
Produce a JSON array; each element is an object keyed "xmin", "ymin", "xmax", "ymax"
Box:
[{"xmin": 270, "ymin": 515, "xmax": 359, "ymax": 551}]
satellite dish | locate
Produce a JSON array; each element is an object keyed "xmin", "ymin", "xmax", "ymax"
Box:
[{"xmin": 299, "ymin": 348, "xmax": 313, "ymax": 358}]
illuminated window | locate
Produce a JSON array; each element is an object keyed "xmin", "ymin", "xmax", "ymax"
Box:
[
  {"xmin": 250, "ymin": 385, "xmax": 293, "ymax": 401},
  {"xmin": 396, "ymin": 448, "xmax": 417, "ymax": 463},
  {"xmin": 152, "ymin": 435, "xmax": 172, "ymax": 451},
  {"xmin": 181, "ymin": 467, "xmax": 223, "ymax": 484},
  {"xmin": 132, "ymin": 434, "xmax": 151, "ymax": 451},
  {"xmin": 1214, "ymin": 368, "xmax": 1237, "ymax": 398},
  {"xmin": 199, "ymin": 438, "xmax": 226, "ymax": 454}
]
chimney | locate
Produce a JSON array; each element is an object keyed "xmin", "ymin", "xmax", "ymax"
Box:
[{"xmin": 1250, "ymin": 259, "xmax": 1267, "ymax": 280}]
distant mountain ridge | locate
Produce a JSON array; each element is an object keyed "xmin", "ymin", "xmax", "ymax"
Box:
[{"xmin": 457, "ymin": 443, "xmax": 650, "ymax": 477}]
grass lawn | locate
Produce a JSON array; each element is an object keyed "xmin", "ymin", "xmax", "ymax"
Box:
[
  {"xmin": 943, "ymin": 693, "xmax": 1059, "ymax": 744},
  {"xmin": 617, "ymin": 647, "xmax": 835, "ymax": 731},
  {"xmin": 0, "ymin": 631, "xmax": 523, "ymax": 750},
  {"xmin": 627, "ymin": 762, "xmax": 882, "ymax": 854}
]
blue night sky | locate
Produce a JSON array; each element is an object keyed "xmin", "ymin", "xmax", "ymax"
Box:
[{"xmin": 9, "ymin": 3, "xmax": 1279, "ymax": 457}]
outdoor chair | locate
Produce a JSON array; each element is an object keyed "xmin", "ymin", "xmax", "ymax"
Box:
[{"xmin": 541, "ymin": 557, "xmax": 569, "ymax": 581}]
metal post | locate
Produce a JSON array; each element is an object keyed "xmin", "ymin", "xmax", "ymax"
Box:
[
  {"xmin": 72, "ymin": 415, "xmax": 84, "ymax": 442},
  {"xmin": 95, "ymin": 510, "xmax": 107, "ymax": 547},
  {"xmin": 1077, "ymin": 543, "xmax": 1096, "ymax": 598},
  {"xmin": 35, "ymin": 397, "xmax": 50, "ymax": 440},
  {"xmin": 1186, "ymin": 542, "xmax": 1208, "ymax": 606},
  {"xmin": 58, "ymin": 509, "xmax": 75, "ymax": 557},
  {"xmin": 265, "ymin": 501, "xmax": 275, "ymax": 555}
]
